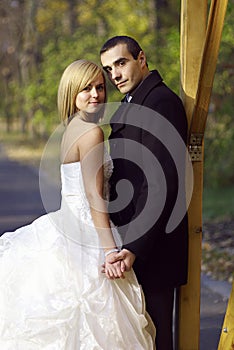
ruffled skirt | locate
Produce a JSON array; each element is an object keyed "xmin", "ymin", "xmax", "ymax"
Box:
[{"xmin": 0, "ymin": 208, "xmax": 155, "ymax": 349}]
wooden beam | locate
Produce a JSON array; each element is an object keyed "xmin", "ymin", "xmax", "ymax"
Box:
[
  {"xmin": 179, "ymin": 0, "xmax": 228, "ymax": 349},
  {"xmin": 190, "ymin": 0, "xmax": 229, "ymax": 135},
  {"xmin": 180, "ymin": 0, "xmax": 207, "ymax": 127},
  {"xmin": 179, "ymin": 1, "xmax": 207, "ymax": 349}
]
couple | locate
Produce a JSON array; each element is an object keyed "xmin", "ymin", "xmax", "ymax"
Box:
[{"xmin": 0, "ymin": 36, "xmax": 188, "ymax": 350}]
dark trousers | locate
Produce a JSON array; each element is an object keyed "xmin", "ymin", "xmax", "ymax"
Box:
[{"xmin": 144, "ymin": 287, "xmax": 175, "ymax": 350}]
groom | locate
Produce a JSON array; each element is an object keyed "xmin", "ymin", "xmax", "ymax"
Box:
[{"xmin": 100, "ymin": 36, "xmax": 189, "ymax": 350}]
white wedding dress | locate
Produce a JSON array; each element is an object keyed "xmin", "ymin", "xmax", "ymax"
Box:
[{"xmin": 0, "ymin": 150, "xmax": 155, "ymax": 349}]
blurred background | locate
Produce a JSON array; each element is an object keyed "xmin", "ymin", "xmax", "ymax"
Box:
[{"xmin": 0, "ymin": 0, "xmax": 233, "ymax": 282}]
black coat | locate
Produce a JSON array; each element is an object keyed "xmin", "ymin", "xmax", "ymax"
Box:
[{"xmin": 108, "ymin": 70, "xmax": 188, "ymax": 292}]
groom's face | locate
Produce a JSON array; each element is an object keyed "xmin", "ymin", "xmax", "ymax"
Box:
[{"xmin": 100, "ymin": 43, "xmax": 146, "ymax": 95}]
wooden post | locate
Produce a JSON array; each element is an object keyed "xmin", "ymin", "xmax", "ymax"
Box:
[
  {"xmin": 179, "ymin": 2, "xmax": 207, "ymax": 349},
  {"xmin": 180, "ymin": 0, "xmax": 207, "ymax": 126},
  {"xmin": 179, "ymin": 0, "xmax": 228, "ymax": 349}
]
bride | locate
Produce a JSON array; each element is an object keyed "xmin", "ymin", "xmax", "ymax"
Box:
[{"xmin": 0, "ymin": 59, "xmax": 155, "ymax": 349}]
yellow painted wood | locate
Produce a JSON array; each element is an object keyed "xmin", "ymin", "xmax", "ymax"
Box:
[
  {"xmin": 180, "ymin": 0, "xmax": 207, "ymax": 127},
  {"xmin": 218, "ymin": 282, "xmax": 234, "ymax": 350},
  {"xmin": 190, "ymin": 0, "xmax": 229, "ymax": 134},
  {"xmin": 179, "ymin": 1, "xmax": 207, "ymax": 349},
  {"xmin": 179, "ymin": 0, "xmax": 228, "ymax": 349}
]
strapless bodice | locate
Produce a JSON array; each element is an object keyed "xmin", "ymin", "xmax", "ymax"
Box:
[
  {"xmin": 61, "ymin": 162, "xmax": 84, "ymax": 196},
  {"xmin": 60, "ymin": 147, "xmax": 113, "ymax": 200}
]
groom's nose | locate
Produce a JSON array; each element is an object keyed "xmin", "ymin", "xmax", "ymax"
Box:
[{"xmin": 111, "ymin": 67, "xmax": 121, "ymax": 81}]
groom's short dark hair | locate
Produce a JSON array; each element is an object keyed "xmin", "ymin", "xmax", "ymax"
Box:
[{"xmin": 100, "ymin": 36, "xmax": 142, "ymax": 60}]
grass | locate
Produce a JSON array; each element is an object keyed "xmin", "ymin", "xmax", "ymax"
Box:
[
  {"xmin": 203, "ymin": 186, "xmax": 234, "ymax": 222},
  {"xmin": 202, "ymin": 186, "xmax": 234, "ymax": 282}
]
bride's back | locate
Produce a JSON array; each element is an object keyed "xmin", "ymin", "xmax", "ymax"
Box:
[{"xmin": 60, "ymin": 117, "xmax": 98, "ymax": 165}]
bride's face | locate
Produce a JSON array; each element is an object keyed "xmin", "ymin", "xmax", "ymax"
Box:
[{"xmin": 75, "ymin": 74, "xmax": 105, "ymax": 117}]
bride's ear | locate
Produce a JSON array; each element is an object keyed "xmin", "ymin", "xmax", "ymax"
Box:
[{"xmin": 74, "ymin": 94, "xmax": 80, "ymax": 111}]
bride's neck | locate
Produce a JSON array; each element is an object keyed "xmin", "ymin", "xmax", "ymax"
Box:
[{"xmin": 74, "ymin": 111, "xmax": 96, "ymax": 123}]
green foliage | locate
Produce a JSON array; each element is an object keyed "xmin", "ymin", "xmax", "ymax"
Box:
[
  {"xmin": 154, "ymin": 29, "xmax": 180, "ymax": 94},
  {"xmin": 204, "ymin": 113, "xmax": 234, "ymax": 187},
  {"xmin": 204, "ymin": 0, "xmax": 234, "ymax": 187},
  {"xmin": 12, "ymin": 0, "xmax": 161, "ymax": 134}
]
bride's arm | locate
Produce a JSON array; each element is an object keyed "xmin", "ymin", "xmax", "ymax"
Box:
[{"xmin": 78, "ymin": 125, "xmax": 125, "ymax": 278}]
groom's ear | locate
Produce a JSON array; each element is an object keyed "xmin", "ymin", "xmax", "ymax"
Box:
[{"xmin": 138, "ymin": 51, "xmax": 147, "ymax": 67}]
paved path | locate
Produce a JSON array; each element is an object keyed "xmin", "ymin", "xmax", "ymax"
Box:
[
  {"xmin": 200, "ymin": 274, "xmax": 231, "ymax": 349},
  {"xmin": 0, "ymin": 144, "xmax": 231, "ymax": 349},
  {"xmin": 0, "ymin": 146, "xmax": 45, "ymax": 234},
  {"xmin": 0, "ymin": 144, "xmax": 60, "ymax": 235}
]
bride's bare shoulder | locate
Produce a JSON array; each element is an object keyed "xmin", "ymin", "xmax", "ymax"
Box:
[
  {"xmin": 70, "ymin": 118, "xmax": 103, "ymax": 138},
  {"xmin": 63, "ymin": 119, "xmax": 104, "ymax": 149},
  {"xmin": 61, "ymin": 119, "xmax": 104, "ymax": 163}
]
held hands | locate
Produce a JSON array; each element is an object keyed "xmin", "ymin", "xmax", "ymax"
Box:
[
  {"xmin": 103, "ymin": 249, "xmax": 136, "ymax": 280},
  {"xmin": 104, "ymin": 250, "xmax": 126, "ymax": 279}
]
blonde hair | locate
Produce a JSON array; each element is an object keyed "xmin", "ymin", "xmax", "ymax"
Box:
[{"xmin": 57, "ymin": 59, "xmax": 106, "ymax": 124}]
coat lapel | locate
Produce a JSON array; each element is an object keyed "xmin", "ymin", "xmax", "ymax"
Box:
[
  {"xmin": 131, "ymin": 70, "xmax": 163, "ymax": 105},
  {"xmin": 109, "ymin": 101, "xmax": 131, "ymax": 135},
  {"xmin": 109, "ymin": 71, "xmax": 163, "ymax": 136}
]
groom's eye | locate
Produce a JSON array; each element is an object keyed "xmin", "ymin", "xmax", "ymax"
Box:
[{"xmin": 118, "ymin": 59, "xmax": 126, "ymax": 66}]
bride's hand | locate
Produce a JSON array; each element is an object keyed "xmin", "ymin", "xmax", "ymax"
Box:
[
  {"xmin": 104, "ymin": 253, "xmax": 126, "ymax": 279},
  {"xmin": 107, "ymin": 249, "xmax": 136, "ymax": 272}
]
